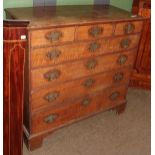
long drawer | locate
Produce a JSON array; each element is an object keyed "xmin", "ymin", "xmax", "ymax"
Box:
[
  {"xmin": 31, "ymin": 50, "xmax": 136, "ymax": 89},
  {"xmin": 31, "ymin": 67, "xmax": 131, "ymax": 112},
  {"xmin": 31, "ymin": 85, "xmax": 127, "ymax": 134},
  {"xmin": 31, "ymin": 34, "xmax": 140, "ymax": 68}
]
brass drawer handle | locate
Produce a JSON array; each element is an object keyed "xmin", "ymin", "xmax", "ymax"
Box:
[
  {"xmin": 118, "ymin": 55, "xmax": 128, "ymax": 65},
  {"xmin": 83, "ymin": 78, "xmax": 95, "ymax": 88},
  {"xmin": 44, "ymin": 114, "xmax": 58, "ymax": 123},
  {"xmin": 120, "ymin": 38, "xmax": 131, "ymax": 49},
  {"xmin": 124, "ymin": 23, "xmax": 135, "ymax": 34},
  {"xmin": 88, "ymin": 26, "xmax": 103, "ymax": 37},
  {"xmin": 113, "ymin": 72, "xmax": 124, "ymax": 82},
  {"xmin": 82, "ymin": 98, "xmax": 91, "ymax": 106},
  {"xmin": 86, "ymin": 59, "xmax": 97, "ymax": 70},
  {"xmin": 45, "ymin": 31, "xmax": 62, "ymax": 41},
  {"xmin": 46, "ymin": 49, "xmax": 61, "ymax": 60},
  {"xmin": 89, "ymin": 42, "xmax": 101, "ymax": 52},
  {"xmin": 109, "ymin": 92, "xmax": 120, "ymax": 101},
  {"xmin": 44, "ymin": 69, "xmax": 61, "ymax": 81},
  {"xmin": 45, "ymin": 91, "xmax": 59, "ymax": 102}
]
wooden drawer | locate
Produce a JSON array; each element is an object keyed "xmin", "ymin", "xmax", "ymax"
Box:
[
  {"xmin": 76, "ymin": 23, "xmax": 114, "ymax": 41},
  {"xmin": 31, "ymin": 85, "xmax": 127, "ymax": 133},
  {"xmin": 31, "ymin": 68, "xmax": 131, "ymax": 112},
  {"xmin": 115, "ymin": 21, "xmax": 143, "ymax": 36},
  {"xmin": 31, "ymin": 50, "xmax": 136, "ymax": 89},
  {"xmin": 30, "ymin": 27, "xmax": 75, "ymax": 47},
  {"xmin": 31, "ymin": 34, "xmax": 140, "ymax": 68}
]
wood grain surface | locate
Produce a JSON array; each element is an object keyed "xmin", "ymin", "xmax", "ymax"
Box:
[{"xmin": 3, "ymin": 20, "xmax": 29, "ymax": 155}]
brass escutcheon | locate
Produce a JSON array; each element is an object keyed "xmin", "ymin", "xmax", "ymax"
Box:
[
  {"xmin": 88, "ymin": 26, "xmax": 103, "ymax": 37},
  {"xmin": 44, "ymin": 114, "xmax": 58, "ymax": 123},
  {"xmin": 109, "ymin": 92, "xmax": 120, "ymax": 101},
  {"xmin": 44, "ymin": 91, "xmax": 60, "ymax": 102},
  {"xmin": 113, "ymin": 72, "xmax": 124, "ymax": 82},
  {"xmin": 82, "ymin": 98, "xmax": 91, "ymax": 106},
  {"xmin": 44, "ymin": 69, "xmax": 61, "ymax": 81},
  {"xmin": 46, "ymin": 49, "xmax": 61, "ymax": 60},
  {"xmin": 118, "ymin": 55, "xmax": 128, "ymax": 65},
  {"xmin": 120, "ymin": 38, "xmax": 131, "ymax": 49},
  {"xmin": 45, "ymin": 31, "xmax": 62, "ymax": 41},
  {"xmin": 83, "ymin": 78, "xmax": 95, "ymax": 88},
  {"xmin": 89, "ymin": 42, "xmax": 101, "ymax": 52},
  {"xmin": 124, "ymin": 23, "xmax": 135, "ymax": 34},
  {"xmin": 86, "ymin": 59, "xmax": 97, "ymax": 70}
]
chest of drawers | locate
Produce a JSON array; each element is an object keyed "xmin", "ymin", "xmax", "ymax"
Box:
[{"xmin": 5, "ymin": 5, "xmax": 144, "ymax": 151}]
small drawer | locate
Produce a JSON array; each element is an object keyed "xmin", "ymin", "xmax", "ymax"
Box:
[
  {"xmin": 76, "ymin": 23, "xmax": 114, "ymax": 41},
  {"xmin": 30, "ymin": 27, "xmax": 75, "ymax": 47},
  {"xmin": 31, "ymin": 50, "xmax": 136, "ymax": 89},
  {"xmin": 31, "ymin": 68, "xmax": 131, "ymax": 111},
  {"xmin": 31, "ymin": 85, "xmax": 127, "ymax": 133},
  {"xmin": 115, "ymin": 21, "xmax": 143, "ymax": 36}
]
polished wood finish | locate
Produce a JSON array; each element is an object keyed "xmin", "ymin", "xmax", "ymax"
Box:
[
  {"xmin": 31, "ymin": 34, "xmax": 140, "ymax": 68},
  {"xmin": 130, "ymin": 0, "xmax": 151, "ymax": 89},
  {"xmin": 115, "ymin": 21, "xmax": 143, "ymax": 35},
  {"xmin": 77, "ymin": 23, "xmax": 114, "ymax": 40},
  {"xmin": 31, "ymin": 50, "xmax": 136, "ymax": 89},
  {"xmin": 5, "ymin": 5, "xmax": 145, "ymax": 151},
  {"xmin": 5, "ymin": 5, "xmax": 144, "ymax": 28},
  {"xmin": 31, "ymin": 85, "xmax": 127, "ymax": 133},
  {"xmin": 3, "ymin": 20, "xmax": 29, "ymax": 155},
  {"xmin": 31, "ymin": 68, "xmax": 132, "ymax": 112},
  {"xmin": 31, "ymin": 27, "xmax": 75, "ymax": 47}
]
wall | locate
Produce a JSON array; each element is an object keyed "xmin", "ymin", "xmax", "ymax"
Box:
[
  {"xmin": 110, "ymin": 0, "xmax": 133, "ymax": 11},
  {"xmin": 3, "ymin": 0, "xmax": 33, "ymax": 8}
]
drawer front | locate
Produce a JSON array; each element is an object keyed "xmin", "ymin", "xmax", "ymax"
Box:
[
  {"xmin": 30, "ymin": 27, "xmax": 75, "ymax": 47},
  {"xmin": 31, "ymin": 68, "xmax": 131, "ymax": 111},
  {"xmin": 115, "ymin": 21, "xmax": 143, "ymax": 36},
  {"xmin": 31, "ymin": 50, "xmax": 136, "ymax": 89},
  {"xmin": 76, "ymin": 24, "xmax": 114, "ymax": 41},
  {"xmin": 31, "ymin": 34, "xmax": 140, "ymax": 68},
  {"xmin": 31, "ymin": 85, "xmax": 127, "ymax": 133}
]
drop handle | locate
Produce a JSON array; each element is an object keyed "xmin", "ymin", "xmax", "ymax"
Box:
[
  {"xmin": 82, "ymin": 98, "xmax": 91, "ymax": 106},
  {"xmin": 45, "ymin": 31, "xmax": 62, "ymax": 41},
  {"xmin": 44, "ymin": 114, "xmax": 58, "ymax": 123},
  {"xmin": 46, "ymin": 49, "xmax": 61, "ymax": 60},
  {"xmin": 109, "ymin": 92, "xmax": 120, "ymax": 101},
  {"xmin": 120, "ymin": 38, "xmax": 131, "ymax": 49},
  {"xmin": 44, "ymin": 91, "xmax": 60, "ymax": 102},
  {"xmin": 85, "ymin": 59, "xmax": 97, "ymax": 70},
  {"xmin": 44, "ymin": 69, "xmax": 61, "ymax": 81},
  {"xmin": 89, "ymin": 42, "xmax": 101, "ymax": 52},
  {"xmin": 118, "ymin": 55, "xmax": 128, "ymax": 65},
  {"xmin": 83, "ymin": 78, "xmax": 95, "ymax": 88},
  {"xmin": 113, "ymin": 72, "xmax": 124, "ymax": 82},
  {"xmin": 124, "ymin": 23, "xmax": 135, "ymax": 34},
  {"xmin": 88, "ymin": 26, "xmax": 103, "ymax": 37}
]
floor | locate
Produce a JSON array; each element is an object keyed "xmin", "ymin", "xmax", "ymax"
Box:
[{"xmin": 23, "ymin": 88, "xmax": 151, "ymax": 155}]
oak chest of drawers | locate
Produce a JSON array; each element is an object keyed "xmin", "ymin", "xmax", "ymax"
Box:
[{"xmin": 5, "ymin": 5, "xmax": 145, "ymax": 151}]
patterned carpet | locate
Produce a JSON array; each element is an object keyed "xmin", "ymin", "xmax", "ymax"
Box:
[{"xmin": 24, "ymin": 88, "xmax": 151, "ymax": 155}]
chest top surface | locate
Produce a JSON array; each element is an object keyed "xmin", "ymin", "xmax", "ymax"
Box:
[{"xmin": 5, "ymin": 5, "xmax": 143, "ymax": 29}]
